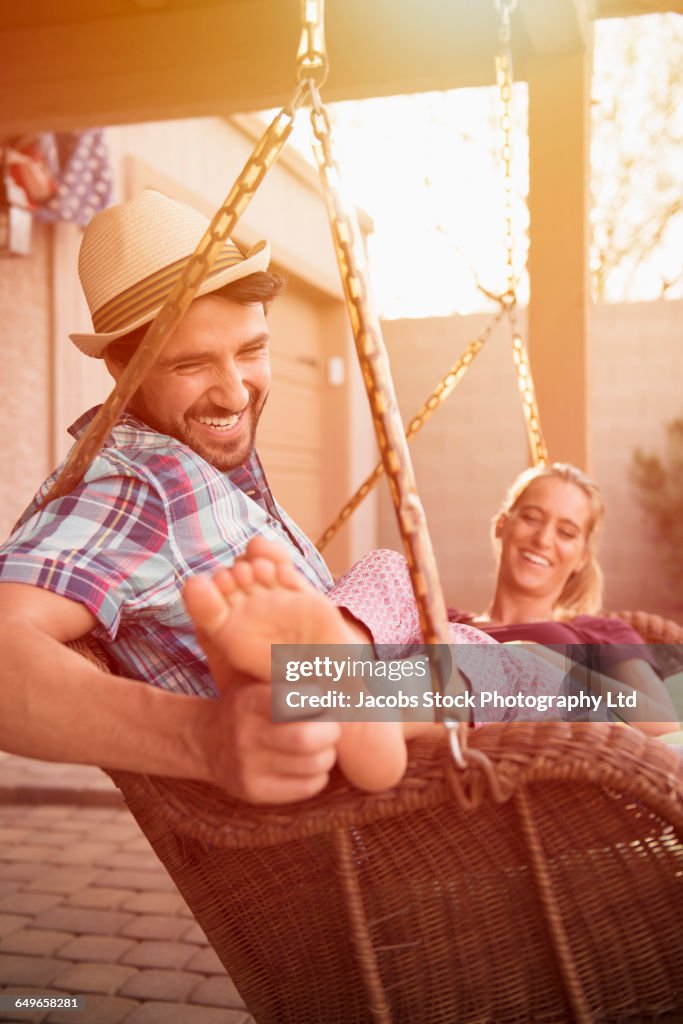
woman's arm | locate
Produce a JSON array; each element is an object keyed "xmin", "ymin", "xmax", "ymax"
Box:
[
  {"xmin": 604, "ymin": 657, "xmax": 680, "ymax": 736},
  {"xmin": 507, "ymin": 642, "xmax": 680, "ymax": 736}
]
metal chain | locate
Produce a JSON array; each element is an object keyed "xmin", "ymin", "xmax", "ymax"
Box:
[
  {"xmin": 494, "ymin": 0, "xmax": 517, "ymax": 46},
  {"xmin": 316, "ymin": 309, "xmax": 505, "ymax": 551},
  {"xmin": 296, "ymin": 0, "xmax": 329, "ymax": 86},
  {"xmin": 493, "ymin": 0, "xmax": 548, "ymax": 467},
  {"xmin": 306, "ymin": 77, "xmax": 460, "ymax": 713},
  {"xmin": 495, "ymin": 0, "xmax": 518, "ymax": 300},
  {"xmin": 506, "ymin": 304, "xmax": 548, "ymax": 466},
  {"xmin": 41, "ymin": 85, "xmax": 308, "ymax": 506}
]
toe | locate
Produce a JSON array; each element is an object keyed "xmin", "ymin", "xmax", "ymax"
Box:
[
  {"xmin": 245, "ymin": 536, "xmax": 292, "ymax": 566},
  {"xmin": 183, "ymin": 575, "xmax": 230, "ymax": 637},
  {"xmin": 251, "ymin": 558, "xmax": 277, "ymax": 587},
  {"xmin": 276, "ymin": 562, "xmax": 315, "ymax": 593},
  {"xmin": 232, "ymin": 560, "xmax": 256, "ymax": 591},
  {"xmin": 214, "ymin": 567, "xmax": 237, "ymax": 599}
]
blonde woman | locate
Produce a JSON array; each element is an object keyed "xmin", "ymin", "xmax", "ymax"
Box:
[{"xmin": 448, "ymin": 463, "xmax": 678, "ymax": 735}]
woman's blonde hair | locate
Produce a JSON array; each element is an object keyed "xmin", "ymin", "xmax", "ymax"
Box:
[{"xmin": 494, "ymin": 463, "xmax": 606, "ymax": 618}]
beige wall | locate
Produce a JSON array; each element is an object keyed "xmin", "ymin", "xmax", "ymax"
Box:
[
  {"xmin": 0, "ymin": 222, "xmax": 54, "ymax": 536},
  {"xmin": 106, "ymin": 116, "xmax": 345, "ymax": 299},
  {"xmin": 51, "ymin": 223, "xmax": 112, "ymax": 466},
  {"xmin": 591, "ymin": 299, "xmax": 683, "ymax": 617},
  {"xmin": 376, "ymin": 301, "xmax": 682, "ymax": 618}
]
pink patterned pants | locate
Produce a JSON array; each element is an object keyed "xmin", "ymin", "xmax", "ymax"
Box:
[{"xmin": 329, "ymin": 549, "xmax": 567, "ymax": 723}]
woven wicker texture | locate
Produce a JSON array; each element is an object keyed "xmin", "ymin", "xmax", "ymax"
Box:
[
  {"xmin": 69, "ymin": 622, "xmax": 683, "ymax": 1024},
  {"xmin": 609, "ymin": 609, "xmax": 683, "ymax": 645}
]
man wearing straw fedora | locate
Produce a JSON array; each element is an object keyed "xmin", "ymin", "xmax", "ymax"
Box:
[
  {"xmin": 0, "ymin": 191, "xmax": 645, "ymax": 800},
  {"xmin": 0, "ymin": 189, "xmax": 362, "ymax": 804}
]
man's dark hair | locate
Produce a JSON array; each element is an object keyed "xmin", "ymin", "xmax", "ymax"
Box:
[{"xmin": 106, "ymin": 270, "xmax": 283, "ymax": 367}]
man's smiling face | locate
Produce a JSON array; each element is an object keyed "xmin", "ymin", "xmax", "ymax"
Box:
[{"xmin": 107, "ymin": 294, "xmax": 271, "ymax": 471}]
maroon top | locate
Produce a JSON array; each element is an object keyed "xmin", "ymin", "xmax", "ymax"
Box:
[{"xmin": 447, "ymin": 611, "xmax": 661, "ymax": 675}]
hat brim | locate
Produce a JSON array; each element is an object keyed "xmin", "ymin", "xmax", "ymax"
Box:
[{"xmin": 70, "ymin": 240, "xmax": 271, "ymax": 358}]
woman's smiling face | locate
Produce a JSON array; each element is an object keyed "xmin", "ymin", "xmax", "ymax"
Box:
[{"xmin": 496, "ymin": 476, "xmax": 592, "ymax": 608}]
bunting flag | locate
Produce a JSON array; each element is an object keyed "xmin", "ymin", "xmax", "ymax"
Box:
[{"xmin": 24, "ymin": 130, "xmax": 113, "ymax": 226}]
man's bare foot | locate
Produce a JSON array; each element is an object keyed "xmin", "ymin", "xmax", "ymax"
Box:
[
  {"xmin": 183, "ymin": 541, "xmax": 407, "ymax": 792},
  {"xmin": 238, "ymin": 536, "xmax": 305, "ymax": 593},
  {"xmin": 243, "ymin": 537, "xmax": 373, "ymax": 645}
]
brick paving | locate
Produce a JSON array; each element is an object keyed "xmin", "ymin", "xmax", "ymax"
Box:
[{"xmin": 0, "ymin": 754, "xmax": 254, "ymax": 1024}]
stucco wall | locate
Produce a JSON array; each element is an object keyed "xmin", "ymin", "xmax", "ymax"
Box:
[
  {"xmin": 377, "ymin": 300, "xmax": 683, "ymax": 618},
  {"xmin": 590, "ymin": 299, "xmax": 683, "ymax": 617},
  {"xmin": 106, "ymin": 116, "xmax": 344, "ymax": 299},
  {"xmin": 0, "ymin": 222, "xmax": 53, "ymax": 537}
]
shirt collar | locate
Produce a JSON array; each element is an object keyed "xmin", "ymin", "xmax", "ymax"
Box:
[
  {"xmin": 68, "ymin": 405, "xmax": 268, "ymax": 491},
  {"xmin": 69, "ymin": 405, "xmax": 160, "ymax": 445}
]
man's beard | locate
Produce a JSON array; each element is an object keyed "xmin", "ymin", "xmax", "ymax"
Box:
[
  {"xmin": 129, "ymin": 392, "xmax": 267, "ymax": 472},
  {"xmin": 182, "ymin": 404, "xmax": 260, "ymax": 471}
]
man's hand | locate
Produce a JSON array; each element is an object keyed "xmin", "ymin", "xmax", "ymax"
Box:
[
  {"xmin": 203, "ymin": 675, "xmax": 341, "ymax": 804},
  {"xmin": 185, "ymin": 573, "xmax": 341, "ymax": 805}
]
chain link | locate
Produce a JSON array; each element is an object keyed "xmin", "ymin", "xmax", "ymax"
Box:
[
  {"xmin": 493, "ymin": 0, "xmax": 548, "ymax": 468},
  {"xmin": 297, "ymin": 0, "xmax": 328, "ymax": 86},
  {"xmin": 42, "ymin": 85, "xmax": 308, "ymax": 506},
  {"xmin": 506, "ymin": 305, "xmax": 548, "ymax": 467},
  {"xmin": 316, "ymin": 310, "xmax": 505, "ymax": 551},
  {"xmin": 495, "ymin": 21, "xmax": 516, "ymax": 296},
  {"xmin": 494, "ymin": 0, "xmax": 517, "ymax": 46},
  {"xmin": 306, "ymin": 79, "xmax": 460, "ymax": 694}
]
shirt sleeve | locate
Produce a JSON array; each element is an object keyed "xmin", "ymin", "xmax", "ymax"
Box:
[{"xmin": 0, "ymin": 472, "xmax": 175, "ymax": 641}]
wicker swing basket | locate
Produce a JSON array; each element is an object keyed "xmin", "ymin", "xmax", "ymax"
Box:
[
  {"xmin": 111, "ymin": 724, "xmax": 683, "ymax": 1024},
  {"xmin": 71, "ymin": 612, "xmax": 683, "ymax": 1024}
]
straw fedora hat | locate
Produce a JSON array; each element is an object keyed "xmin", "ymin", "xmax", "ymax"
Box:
[{"xmin": 70, "ymin": 190, "xmax": 270, "ymax": 358}]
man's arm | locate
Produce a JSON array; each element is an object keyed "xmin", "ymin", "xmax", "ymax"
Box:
[{"xmin": 0, "ymin": 582, "xmax": 340, "ymax": 803}]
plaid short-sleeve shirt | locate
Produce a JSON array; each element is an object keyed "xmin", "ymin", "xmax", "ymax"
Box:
[{"xmin": 0, "ymin": 408, "xmax": 333, "ymax": 696}]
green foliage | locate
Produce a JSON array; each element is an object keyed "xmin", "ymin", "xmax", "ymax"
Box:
[{"xmin": 632, "ymin": 418, "xmax": 683, "ymax": 598}]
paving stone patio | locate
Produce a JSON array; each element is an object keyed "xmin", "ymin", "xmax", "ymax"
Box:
[{"xmin": 0, "ymin": 754, "xmax": 255, "ymax": 1024}]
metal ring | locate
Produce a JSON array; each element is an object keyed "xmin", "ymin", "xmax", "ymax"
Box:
[
  {"xmin": 443, "ymin": 718, "xmax": 467, "ymax": 770},
  {"xmin": 296, "ymin": 56, "xmax": 329, "ymax": 88}
]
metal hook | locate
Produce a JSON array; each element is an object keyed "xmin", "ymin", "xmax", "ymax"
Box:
[{"xmin": 443, "ymin": 718, "xmax": 468, "ymax": 770}]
